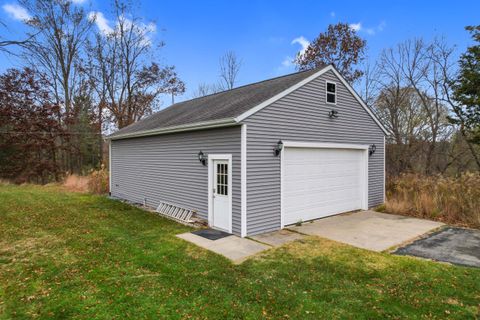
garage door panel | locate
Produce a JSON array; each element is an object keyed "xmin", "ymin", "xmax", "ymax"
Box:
[
  {"xmin": 284, "ymin": 175, "xmax": 361, "ymax": 188},
  {"xmin": 284, "ymin": 183, "xmax": 362, "ymax": 197},
  {"xmin": 283, "ymin": 146, "xmax": 366, "ymax": 226},
  {"xmin": 284, "ymin": 188, "xmax": 362, "ymax": 209}
]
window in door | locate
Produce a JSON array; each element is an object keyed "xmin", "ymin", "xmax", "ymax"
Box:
[{"xmin": 216, "ymin": 163, "xmax": 228, "ymax": 195}]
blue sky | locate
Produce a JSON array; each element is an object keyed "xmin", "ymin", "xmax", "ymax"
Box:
[{"xmin": 0, "ymin": 0, "xmax": 478, "ymax": 105}]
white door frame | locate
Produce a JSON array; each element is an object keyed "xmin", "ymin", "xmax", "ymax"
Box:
[
  {"xmin": 280, "ymin": 141, "xmax": 369, "ymax": 228},
  {"xmin": 208, "ymin": 154, "xmax": 233, "ymax": 233}
]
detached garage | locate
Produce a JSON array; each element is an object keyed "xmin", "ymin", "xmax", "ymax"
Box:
[{"xmin": 107, "ymin": 64, "xmax": 388, "ymax": 237}]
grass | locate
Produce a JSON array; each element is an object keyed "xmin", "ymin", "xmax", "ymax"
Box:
[
  {"xmin": 382, "ymin": 173, "xmax": 480, "ymax": 229},
  {"xmin": 0, "ymin": 184, "xmax": 479, "ymax": 319}
]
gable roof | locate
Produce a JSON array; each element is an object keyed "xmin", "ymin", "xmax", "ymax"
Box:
[{"xmin": 108, "ymin": 65, "xmax": 388, "ymax": 140}]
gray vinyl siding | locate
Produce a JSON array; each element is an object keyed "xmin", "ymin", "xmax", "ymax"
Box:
[
  {"xmin": 243, "ymin": 70, "xmax": 385, "ymax": 235},
  {"xmin": 110, "ymin": 126, "xmax": 242, "ymax": 235}
]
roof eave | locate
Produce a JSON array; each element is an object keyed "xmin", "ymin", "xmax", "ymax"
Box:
[{"xmin": 106, "ymin": 117, "xmax": 238, "ymax": 141}]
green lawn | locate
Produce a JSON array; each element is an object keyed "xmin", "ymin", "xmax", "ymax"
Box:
[{"xmin": 0, "ymin": 184, "xmax": 479, "ymax": 319}]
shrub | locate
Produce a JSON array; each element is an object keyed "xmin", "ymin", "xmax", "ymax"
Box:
[{"xmin": 385, "ymin": 173, "xmax": 480, "ymax": 228}]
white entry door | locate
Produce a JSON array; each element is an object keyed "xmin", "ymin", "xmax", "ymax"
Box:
[
  {"xmin": 283, "ymin": 146, "xmax": 368, "ymax": 226},
  {"xmin": 211, "ymin": 159, "xmax": 231, "ymax": 232}
]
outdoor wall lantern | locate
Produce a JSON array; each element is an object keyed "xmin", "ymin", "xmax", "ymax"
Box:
[
  {"xmin": 369, "ymin": 144, "xmax": 376, "ymax": 156},
  {"xmin": 328, "ymin": 109, "xmax": 339, "ymax": 119},
  {"xmin": 198, "ymin": 150, "xmax": 207, "ymax": 166},
  {"xmin": 274, "ymin": 140, "xmax": 284, "ymax": 156}
]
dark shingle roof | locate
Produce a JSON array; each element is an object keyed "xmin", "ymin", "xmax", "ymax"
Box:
[{"xmin": 109, "ymin": 67, "xmax": 322, "ymax": 138}]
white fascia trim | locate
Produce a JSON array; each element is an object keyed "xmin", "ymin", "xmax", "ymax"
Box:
[
  {"xmin": 383, "ymin": 135, "xmax": 386, "ymax": 203},
  {"xmin": 283, "ymin": 141, "xmax": 369, "ymax": 150},
  {"xmin": 234, "ymin": 66, "xmax": 334, "ymax": 122},
  {"xmin": 328, "ymin": 67, "xmax": 390, "ymax": 136},
  {"xmin": 363, "ymin": 148, "xmax": 369, "ymax": 210},
  {"xmin": 240, "ymin": 124, "xmax": 247, "ymax": 237},
  {"xmin": 280, "ymin": 143, "xmax": 285, "ymax": 229},
  {"xmin": 108, "ymin": 140, "xmax": 112, "ymax": 193},
  {"xmin": 108, "ymin": 118, "xmax": 237, "ymax": 140}
]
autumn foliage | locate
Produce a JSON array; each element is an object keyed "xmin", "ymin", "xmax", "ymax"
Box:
[
  {"xmin": 0, "ymin": 68, "xmax": 64, "ymax": 183},
  {"xmin": 295, "ymin": 23, "xmax": 367, "ymax": 83}
]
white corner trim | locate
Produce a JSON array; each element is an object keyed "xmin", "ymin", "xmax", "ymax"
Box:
[
  {"xmin": 282, "ymin": 141, "xmax": 369, "ymax": 150},
  {"xmin": 383, "ymin": 135, "xmax": 386, "ymax": 203},
  {"xmin": 207, "ymin": 154, "xmax": 233, "ymax": 234},
  {"xmin": 240, "ymin": 124, "xmax": 247, "ymax": 237},
  {"xmin": 108, "ymin": 118, "xmax": 237, "ymax": 140},
  {"xmin": 280, "ymin": 143, "xmax": 285, "ymax": 229},
  {"xmin": 234, "ymin": 66, "xmax": 335, "ymax": 122},
  {"xmin": 108, "ymin": 141, "xmax": 112, "ymax": 193},
  {"xmin": 328, "ymin": 67, "xmax": 390, "ymax": 135},
  {"xmin": 364, "ymin": 148, "xmax": 369, "ymax": 210}
]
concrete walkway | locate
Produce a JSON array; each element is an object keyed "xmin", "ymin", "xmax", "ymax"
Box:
[
  {"xmin": 177, "ymin": 232, "xmax": 270, "ymax": 264},
  {"xmin": 177, "ymin": 229, "xmax": 304, "ymax": 264},
  {"xmin": 288, "ymin": 210, "xmax": 444, "ymax": 252},
  {"xmin": 250, "ymin": 229, "xmax": 305, "ymax": 247}
]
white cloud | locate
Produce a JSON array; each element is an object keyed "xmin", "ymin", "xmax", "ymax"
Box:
[
  {"xmin": 291, "ymin": 36, "xmax": 310, "ymax": 56},
  {"xmin": 349, "ymin": 22, "xmax": 362, "ymax": 32},
  {"xmin": 349, "ymin": 21, "xmax": 386, "ymax": 35},
  {"xmin": 88, "ymin": 11, "xmax": 113, "ymax": 35},
  {"xmin": 282, "ymin": 56, "xmax": 294, "ymax": 67},
  {"xmin": 330, "ymin": 11, "xmax": 335, "ymax": 18},
  {"xmin": 2, "ymin": 3, "xmax": 30, "ymax": 21},
  {"xmin": 377, "ymin": 21, "xmax": 386, "ymax": 32},
  {"xmin": 70, "ymin": 0, "xmax": 87, "ymax": 4},
  {"xmin": 117, "ymin": 15, "xmax": 157, "ymax": 46},
  {"xmin": 89, "ymin": 11, "xmax": 157, "ymax": 46},
  {"xmin": 278, "ymin": 36, "xmax": 310, "ymax": 73}
]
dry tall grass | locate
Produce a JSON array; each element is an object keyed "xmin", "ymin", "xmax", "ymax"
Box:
[
  {"xmin": 87, "ymin": 165, "xmax": 109, "ymax": 194},
  {"xmin": 383, "ymin": 173, "xmax": 480, "ymax": 228},
  {"xmin": 63, "ymin": 175, "xmax": 90, "ymax": 193},
  {"xmin": 63, "ymin": 165, "xmax": 109, "ymax": 194}
]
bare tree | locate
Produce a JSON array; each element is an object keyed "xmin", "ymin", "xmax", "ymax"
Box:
[
  {"xmin": 20, "ymin": 0, "xmax": 93, "ymax": 114},
  {"xmin": 0, "ymin": 21, "xmax": 34, "ymax": 53},
  {"xmin": 386, "ymin": 38, "xmax": 451, "ymax": 174},
  {"xmin": 428, "ymin": 35, "xmax": 480, "ymax": 169},
  {"xmin": 219, "ymin": 51, "xmax": 241, "ymax": 90},
  {"xmin": 358, "ymin": 59, "xmax": 379, "ymax": 108},
  {"xmin": 18, "ymin": 0, "xmax": 94, "ymax": 172},
  {"xmin": 89, "ymin": 0, "xmax": 185, "ymax": 129},
  {"xmin": 370, "ymin": 38, "xmax": 454, "ymax": 175},
  {"xmin": 192, "ymin": 82, "xmax": 222, "ymax": 98}
]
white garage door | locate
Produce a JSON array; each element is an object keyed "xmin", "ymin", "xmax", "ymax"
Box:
[{"xmin": 283, "ymin": 146, "xmax": 368, "ymax": 226}]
